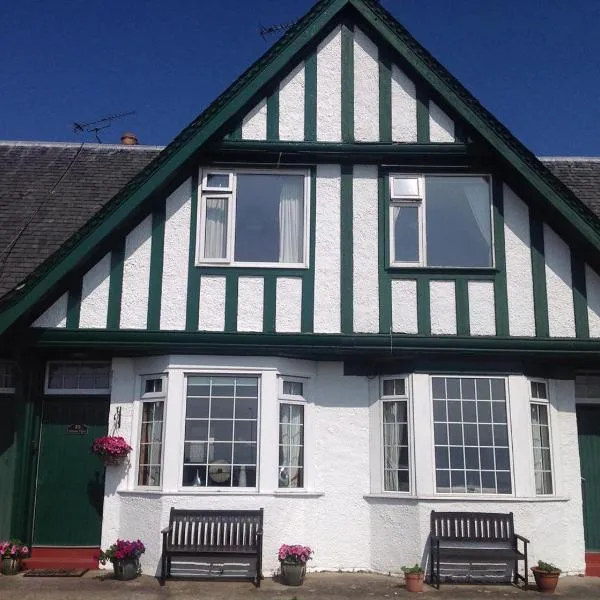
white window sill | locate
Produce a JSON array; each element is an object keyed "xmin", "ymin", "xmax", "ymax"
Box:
[
  {"xmin": 119, "ymin": 489, "xmax": 324, "ymax": 497},
  {"xmin": 273, "ymin": 490, "xmax": 324, "ymax": 498},
  {"xmin": 364, "ymin": 494, "xmax": 571, "ymax": 502},
  {"xmin": 195, "ymin": 262, "xmax": 308, "ymax": 270}
]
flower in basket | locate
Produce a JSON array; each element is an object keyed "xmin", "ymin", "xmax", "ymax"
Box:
[
  {"xmin": 0, "ymin": 539, "xmax": 29, "ymax": 559},
  {"xmin": 278, "ymin": 544, "xmax": 313, "ymax": 565},
  {"xmin": 91, "ymin": 436, "xmax": 132, "ymax": 464},
  {"xmin": 98, "ymin": 539, "xmax": 145, "ymax": 565}
]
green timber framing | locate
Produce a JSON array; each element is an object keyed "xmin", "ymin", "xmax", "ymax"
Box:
[{"xmin": 2, "ymin": 0, "xmax": 600, "ymax": 340}]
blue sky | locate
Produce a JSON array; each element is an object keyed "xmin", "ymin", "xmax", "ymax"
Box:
[{"xmin": 1, "ymin": 0, "xmax": 599, "ymax": 155}]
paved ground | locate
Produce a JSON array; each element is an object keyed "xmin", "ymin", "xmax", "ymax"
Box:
[{"xmin": 1, "ymin": 571, "xmax": 599, "ymax": 599}]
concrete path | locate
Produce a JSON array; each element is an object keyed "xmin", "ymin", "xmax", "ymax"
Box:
[{"xmin": 1, "ymin": 571, "xmax": 599, "ymax": 599}]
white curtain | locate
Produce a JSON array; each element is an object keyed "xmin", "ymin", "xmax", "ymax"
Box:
[
  {"xmin": 383, "ymin": 403, "xmax": 404, "ymax": 491},
  {"xmin": 463, "ymin": 180, "xmax": 491, "ymax": 251},
  {"xmin": 204, "ymin": 197, "xmax": 227, "ymax": 259},
  {"xmin": 280, "ymin": 404, "xmax": 303, "ymax": 487},
  {"xmin": 278, "ymin": 179, "xmax": 303, "ymax": 263}
]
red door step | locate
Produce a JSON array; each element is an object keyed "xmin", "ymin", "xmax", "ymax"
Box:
[
  {"xmin": 585, "ymin": 552, "xmax": 600, "ymax": 576},
  {"xmin": 23, "ymin": 547, "xmax": 99, "ymax": 570}
]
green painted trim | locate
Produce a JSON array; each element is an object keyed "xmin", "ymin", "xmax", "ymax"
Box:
[
  {"xmin": 65, "ymin": 281, "xmax": 81, "ymax": 330},
  {"xmin": 230, "ymin": 123, "xmax": 242, "ymax": 140},
  {"xmin": 572, "ymin": 253, "xmax": 589, "ymax": 339},
  {"xmin": 263, "ymin": 275, "xmax": 277, "ymax": 334},
  {"xmin": 224, "ymin": 274, "xmax": 238, "ymax": 333},
  {"xmin": 267, "ymin": 89, "xmax": 280, "ymax": 141},
  {"xmin": 378, "ymin": 169, "xmax": 391, "ymax": 333},
  {"xmin": 301, "ymin": 167, "xmax": 317, "ymax": 333},
  {"xmin": 417, "ymin": 277, "xmax": 431, "ymax": 335},
  {"xmin": 341, "ymin": 22, "xmax": 354, "ymax": 142},
  {"xmin": 194, "ymin": 266, "xmax": 308, "ymax": 278},
  {"xmin": 492, "ymin": 176, "xmax": 509, "ymax": 336},
  {"xmin": 147, "ymin": 205, "xmax": 165, "ymax": 330},
  {"xmin": 379, "ymin": 53, "xmax": 392, "ymax": 142},
  {"xmin": 186, "ymin": 172, "xmax": 201, "ymax": 331},
  {"xmin": 340, "ymin": 164, "xmax": 354, "ymax": 333},
  {"xmin": 530, "ymin": 217, "xmax": 549, "ymax": 338},
  {"xmin": 304, "ymin": 54, "xmax": 317, "ymax": 141},
  {"xmin": 455, "ymin": 278, "xmax": 469, "ymax": 335},
  {"xmin": 106, "ymin": 241, "xmax": 125, "ymax": 329},
  {"xmin": 416, "ymin": 87, "xmax": 429, "ymax": 143},
  {"xmin": 388, "ymin": 268, "xmax": 498, "ymax": 278}
]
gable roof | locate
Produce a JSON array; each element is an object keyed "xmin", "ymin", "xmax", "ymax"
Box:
[{"xmin": 1, "ymin": 0, "xmax": 600, "ymax": 336}]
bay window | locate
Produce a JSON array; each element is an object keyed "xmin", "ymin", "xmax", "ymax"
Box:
[
  {"xmin": 432, "ymin": 376, "xmax": 511, "ymax": 494},
  {"xmin": 137, "ymin": 375, "xmax": 166, "ymax": 487},
  {"xmin": 182, "ymin": 375, "xmax": 259, "ymax": 488},
  {"xmin": 198, "ymin": 170, "xmax": 309, "ymax": 267},
  {"xmin": 389, "ymin": 174, "xmax": 493, "ymax": 268},
  {"xmin": 278, "ymin": 379, "xmax": 305, "ymax": 488},
  {"xmin": 530, "ymin": 380, "xmax": 553, "ymax": 495},
  {"xmin": 381, "ymin": 377, "xmax": 410, "ymax": 492}
]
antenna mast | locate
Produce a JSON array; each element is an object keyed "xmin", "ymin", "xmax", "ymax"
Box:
[{"xmin": 73, "ymin": 110, "xmax": 136, "ymax": 143}]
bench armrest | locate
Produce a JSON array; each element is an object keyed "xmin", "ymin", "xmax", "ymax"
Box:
[
  {"xmin": 430, "ymin": 535, "xmax": 440, "ymax": 550},
  {"xmin": 514, "ymin": 534, "xmax": 530, "ymax": 544},
  {"xmin": 161, "ymin": 526, "xmax": 172, "ymax": 534}
]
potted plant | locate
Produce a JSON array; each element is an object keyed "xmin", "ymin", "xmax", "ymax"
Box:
[
  {"xmin": 91, "ymin": 436, "xmax": 132, "ymax": 466},
  {"xmin": 278, "ymin": 544, "xmax": 313, "ymax": 586},
  {"xmin": 531, "ymin": 560, "xmax": 561, "ymax": 594},
  {"xmin": 0, "ymin": 539, "xmax": 29, "ymax": 575},
  {"xmin": 402, "ymin": 563, "xmax": 425, "ymax": 592},
  {"xmin": 99, "ymin": 539, "xmax": 145, "ymax": 580}
]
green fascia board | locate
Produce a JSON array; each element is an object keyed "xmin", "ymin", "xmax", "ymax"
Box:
[{"xmin": 2, "ymin": 0, "xmax": 600, "ymax": 337}]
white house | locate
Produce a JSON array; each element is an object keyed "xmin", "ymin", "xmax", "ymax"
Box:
[{"xmin": 2, "ymin": 0, "xmax": 600, "ymax": 581}]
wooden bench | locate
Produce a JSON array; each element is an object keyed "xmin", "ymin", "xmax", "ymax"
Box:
[
  {"xmin": 160, "ymin": 508, "xmax": 264, "ymax": 586},
  {"xmin": 429, "ymin": 511, "xmax": 529, "ymax": 589}
]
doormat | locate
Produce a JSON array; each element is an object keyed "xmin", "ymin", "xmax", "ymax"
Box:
[{"xmin": 24, "ymin": 569, "xmax": 88, "ymax": 577}]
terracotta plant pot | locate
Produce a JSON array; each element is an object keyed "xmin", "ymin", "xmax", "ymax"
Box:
[
  {"xmin": 1, "ymin": 557, "xmax": 21, "ymax": 575},
  {"xmin": 280, "ymin": 562, "xmax": 306, "ymax": 586},
  {"xmin": 112, "ymin": 558, "xmax": 140, "ymax": 581},
  {"xmin": 531, "ymin": 567, "xmax": 560, "ymax": 594},
  {"xmin": 404, "ymin": 572, "xmax": 424, "ymax": 592}
]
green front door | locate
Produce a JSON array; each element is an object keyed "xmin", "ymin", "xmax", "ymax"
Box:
[
  {"xmin": 33, "ymin": 396, "xmax": 109, "ymax": 546},
  {"xmin": 577, "ymin": 404, "xmax": 600, "ymax": 551}
]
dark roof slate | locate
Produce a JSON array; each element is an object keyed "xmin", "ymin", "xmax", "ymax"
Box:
[{"xmin": 0, "ymin": 142, "xmax": 160, "ymax": 298}]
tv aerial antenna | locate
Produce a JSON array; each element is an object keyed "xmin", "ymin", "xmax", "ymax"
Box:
[
  {"xmin": 259, "ymin": 21, "xmax": 296, "ymax": 40},
  {"xmin": 72, "ymin": 110, "xmax": 135, "ymax": 143}
]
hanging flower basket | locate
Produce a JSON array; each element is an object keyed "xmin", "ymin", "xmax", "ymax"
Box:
[{"xmin": 91, "ymin": 436, "xmax": 132, "ymax": 466}]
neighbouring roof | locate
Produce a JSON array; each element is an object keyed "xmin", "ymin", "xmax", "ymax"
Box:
[
  {"xmin": 0, "ymin": 141, "xmax": 599, "ymax": 303},
  {"xmin": 0, "ymin": 141, "xmax": 160, "ymax": 298}
]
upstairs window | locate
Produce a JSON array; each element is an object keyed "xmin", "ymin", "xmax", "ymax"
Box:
[
  {"xmin": 198, "ymin": 170, "xmax": 309, "ymax": 267},
  {"xmin": 389, "ymin": 175, "xmax": 492, "ymax": 268}
]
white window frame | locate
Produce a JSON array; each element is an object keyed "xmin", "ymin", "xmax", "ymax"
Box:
[
  {"xmin": 278, "ymin": 376, "xmax": 308, "ymax": 490},
  {"xmin": 44, "ymin": 360, "xmax": 111, "ymax": 395},
  {"xmin": 388, "ymin": 173, "xmax": 494, "ymax": 269},
  {"xmin": 0, "ymin": 361, "xmax": 16, "ymax": 394},
  {"xmin": 430, "ymin": 374, "xmax": 515, "ymax": 497},
  {"xmin": 196, "ymin": 168, "xmax": 311, "ymax": 268},
  {"xmin": 528, "ymin": 378, "xmax": 555, "ymax": 496},
  {"xmin": 379, "ymin": 375, "xmax": 413, "ymax": 495},
  {"xmin": 179, "ymin": 372, "xmax": 261, "ymax": 492},
  {"xmin": 136, "ymin": 374, "xmax": 167, "ymax": 489}
]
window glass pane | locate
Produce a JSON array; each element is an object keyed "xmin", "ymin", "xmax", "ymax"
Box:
[
  {"xmin": 203, "ymin": 197, "xmax": 228, "ymax": 259},
  {"xmin": 235, "ymin": 174, "xmax": 304, "ymax": 263},
  {"xmin": 138, "ymin": 400, "xmax": 164, "ymax": 487},
  {"xmin": 392, "ymin": 177, "xmax": 420, "ymax": 198},
  {"xmin": 206, "ymin": 173, "xmax": 230, "ymax": 188},
  {"xmin": 382, "ymin": 400, "xmax": 409, "ymax": 491},
  {"xmin": 47, "ymin": 362, "xmax": 110, "ymax": 392},
  {"xmin": 530, "ymin": 402, "xmax": 553, "ymax": 495},
  {"xmin": 433, "ymin": 376, "xmax": 511, "ymax": 495},
  {"xmin": 183, "ymin": 375, "xmax": 259, "ymax": 487},
  {"xmin": 283, "ymin": 380, "xmax": 303, "ymax": 396},
  {"xmin": 425, "ymin": 176, "xmax": 492, "ymax": 268},
  {"xmin": 279, "ymin": 402, "xmax": 304, "ymax": 488},
  {"xmin": 392, "ymin": 205, "xmax": 419, "ymax": 263},
  {"xmin": 144, "ymin": 378, "xmax": 162, "ymax": 394},
  {"xmin": 383, "ymin": 378, "xmax": 406, "ymax": 397}
]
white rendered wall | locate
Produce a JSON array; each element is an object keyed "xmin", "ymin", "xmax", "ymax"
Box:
[
  {"xmin": 237, "ymin": 277, "xmax": 264, "ymax": 332},
  {"xmin": 198, "ymin": 276, "xmax": 226, "ymax": 331},
  {"xmin": 429, "ymin": 101, "xmax": 455, "ymax": 143},
  {"xmin": 242, "ymin": 99, "xmax": 267, "ymax": 140},
  {"xmin": 279, "ymin": 64, "xmax": 305, "ymax": 141},
  {"xmin": 275, "ymin": 277, "xmax": 302, "ymax": 333},
  {"xmin": 316, "ymin": 26, "xmax": 342, "ymax": 142},
  {"xmin": 102, "ymin": 359, "xmax": 585, "ymax": 578},
  {"xmin": 120, "ymin": 215, "xmax": 152, "ymax": 329},
  {"xmin": 391, "ymin": 279, "xmax": 418, "ymax": 334},
  {"xmin": 544, "ymin": 225, "xmax": 575, "ymax": 337},
  {"xmin": 314, "ymin": 164, "xmax": 341, "ymax": 333},
  {"xmin": 352, "ymin": 165, "xmax": 379, "ymax": 332},
  {"xmin": 468, "ymin": 281, "xmax": 496, "ymax": 336},
  {"xmin": 504, "ymin": 185, "xmax": 535, "ymax": 336},
  {"xmin": 430, "ymin": 280, "xmax": 456, "ymax": 335},
  {"xmin": 160, "ymin": 179, "xmax": 192, "ymax": 331},
  {"xmin": 353, "ymin": 28, "xmax": 379, "ymax": 142},
  {"xmin": 79, "ymin": 252, "xmax": 111, "ymax": 328},
  {"xmin": 391, "ymin": 65, "xmax": 417, "ymax": 142},
  {"xmin": 32, "ymin": 292, "xmax": 68, "ymax": 328}
]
